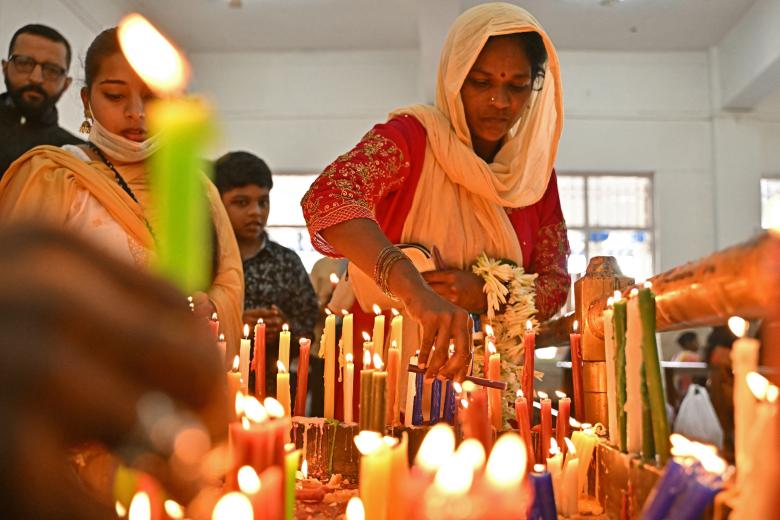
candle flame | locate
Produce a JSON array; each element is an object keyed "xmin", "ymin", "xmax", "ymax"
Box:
[
  {"xmin": 299, "ymin": 337, "xmax": 311, "ymax": 348},
  {"xmin": 362, "ymin": 331, "xmax": 371, "ymax": 342},
  {"xmin": 342, "ymin": 309, "xmax": 349, "ymax": 316},
  {"xmin": 747, "ymin": 371, "xmax": 770, "ymax": 400},
  {"xmin": 392, "ymin": 308, "xmax": 400, "ymax": 316},
  {"xmin": 345, "ymin": 497, "xmax": 365, "ymax": 520},
  {"xmin": 277, "ymin": 360, "xmax": 287, "ymax": 374},
  {"xmin": 219, "ymin": 333, "xmax": 225, "ymax": 342},
  {"xmin": 235, "ymin": 391, "xmax": 245, "ymax": 416},
  {"xmin": 452, "ymin": 382, "xmax": 462, "ymax": 394},
  {"xmin": 573, "ymin": 320, "xmax": 579, "ymax": 333},
  {"xmin": 538, "ymin": 391, "xmax": 549, "ymax": 400},
  {"xmin": 363, "ymin": 348, "xmax": 372, "ymax": 367},
  {"xmin": 485, "ymin": 324, "xmax": 494, "ymax": 337},
  {"xmin": 485, "ymin": 433, "xmax": 527, "ymax": 488},
  {"xmin": 644, "ymin": 281, "xmax": 653, "ymax": 289},
  {"xmin": 564, "ymin": 437, "xmax": 577, "ymax": 456},
  {"xmin": 383, "ymin": 436, "xmax": 399, "ymax": 448},
  {"xmin": 257, "ymin": 318, "xmax": 263, "ymax": 324},
  {"xmin": 116, "ymin": 501, "xmax": 127, "ymax": 518},
  {"xmin": 769, "ymin": 385, "xmax": 779, "ymax": 404},
  {"xmin": 212, "ymin": 492, "xmax": 253, "ymax": 520},
  {"xmin": 325, "ymin": 308, "xmax": 332, "ymax": 316},
  {"xmin": 630, "ymin": 288, "xmax": 639, "ymax": 297},
  {"xmin": 241, "ymin": 416, "xmax": 250, "ymax": 430},
  {"xmin": 613, "ymin": 290, "xmax": 622, "ymax": 302},
  {"xmin": 391, "ymin": 340, "xmax": 399, "ymax": 350},
  {"xmin": 607, "ymin": 296, "xmax": 614, "ymax": 307},
  {"xmin": 517, "ymin": 389, "xmax": 524, "ymax": 398},
  {"xmin": 581, "ymin": 422, "xmax": 593, "ymax": 430},
  {"xmin": 329, "ymin": 273, "xmax": 339, "ymax": 284},
  {"xmin": 434, "ymin": 452, "xmax": 474, "ymax": 495},
  {"xmin": 487, "ymin": 341, "xmax": 497, "ymax": 355},
  {"xmin": 373, "ymin": 353, "xmax": 384, "ymax": 371},
  {"xmin": 232, "ymin": 355, "xmax": 239, "ymax": 372},
  {"xmin": 415, "ymin": 424, "xmax": 455, "ymax": 473},
  {"xmin": 243, "ymin": 324, "xmax": 249, "ymax": 338},
  {"xmin": 449, "ymin": 342, "xmax": 455, "ymax": 356},
  {"xmin": 163, "ymin": 501, "xmax": 184, "ymax": 519},
  {"xmin": 462, "ymin": 380, "xmax": 476, "ymax": 393},
  {"xmin": 346, "ymin": 353, "xmax": 354, "ymax": 364},
  {"xmin": 555, "ymin": 390, "xmax": 567, "ymax": 399},
  {"xmin": 526, "ymin": 320, "xmax": 533, "ymax": 332},
  {"xmin": 243, "ymin": 396, "xmax": 268, "ymax": 423},
  {"xmin": 455, "ymin": 438, "xmax": 486, "ymax": 471},
  {"xmin": 373, "ymin": 304, "xmax": 382, "ymax": 315},
  {"xmin": 212, "ymin": 312, "xmax": 218, "ymax": 321},
  {"xmin": 237, "ymin": 466, "xmax": 261, "ymax": 495},
  {"xmin": 533, "ymin": 463, "xmax": 546, "ymax": 473},
  {"xmin": 263, "ymin": 397, "xmax": 285, "ymax": 418},
  {"xmin": 354, "ymin": 430, "xmax": 384, "ymax": 455},
  {"xmin": 282, "ymin": 323, "xmax": 289, "ymax": 332},
  {"xmin": 118, "ymin": 14, "xmax": 189, "ymax": 95},
  {"xmin": 570, "ymin": 417, "xmax": 582, "ymax": 429},
  {"xmin": 128, "ymin": 492, "xmax": 150, "ymax": 520},
  {"xmin": 301, "ymin": 459, "xmax": 308, "ymax": 479},
  {"xmin": 728, "ymin": 316, "xmax": 748, "ymax": 338},
  {"xmin": 670, "ymin": 434, "xmax": 726, "ymax": 475},
  {"xmin": 460, "ymin": 398, "xmax": 469, "ymax": 409},
  {"xmin": 549, "ymin": 438, "xmax": 560, "ymax": 456}
]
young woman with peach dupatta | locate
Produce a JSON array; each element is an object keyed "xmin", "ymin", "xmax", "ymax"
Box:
[{"xmin": 302, "ymin": 3, "xmax": 570, "ymax": 422}]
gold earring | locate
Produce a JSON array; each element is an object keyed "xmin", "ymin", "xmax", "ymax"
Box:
[{"xmin": 79, "ymin": 107, "xmax": 92, "ymax": 134}]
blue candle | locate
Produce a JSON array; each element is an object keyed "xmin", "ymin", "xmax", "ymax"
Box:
[
  {"xmin": 640, "ymin": 458, "xmax": 689, "ymax": 519},
  {"xmin": 443, "ymin": 381, "xmax": 455, "ymax": 424},
  {"xmin": 667, "ymin": 469, "xmax": 722, "ymax": 520},
  {"xmin": 412, "ymin": 372, "xmax": 424, "ymax": 426},
  {"xmin": 529, "ymin": 464, "xmax": 557, "ymax": 520},
  {"xmin": 430, "ymin": 379, "xmax": 442, "ymax": 424}
]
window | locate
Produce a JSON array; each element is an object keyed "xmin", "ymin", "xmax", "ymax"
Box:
[
  {"xmin": 266, "ymin": 173, "xmax": 321, "ymax": 272},
  {"xmin": 558, "ymin": 173, "xmax": 655, "ymax": 282},
  {"xmin": 761, "ymin": 177, "xmax": 780, "ymax": 230}
]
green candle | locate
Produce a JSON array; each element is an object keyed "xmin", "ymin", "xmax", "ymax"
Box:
[
  {"xmin": 370, "ymin": 357, "xmax": 387, "ymax": 434},
  {"xmin": 359, "ymin": 348, "xmax": 375, "ymax": 431},
  {"xmin": 641, "ymin": 365, "xmax": 656, "ymax": 462},
  {"xmin": 638, "ymin": 287, "xmax": 671, "ymax": 463},
  {"xmin": 612, "ymin": 293, "xmax": 628, "ymax": 453},
  {"xmin": 284, "ymin": 446, "xmax": 301, "ymax": 520}
]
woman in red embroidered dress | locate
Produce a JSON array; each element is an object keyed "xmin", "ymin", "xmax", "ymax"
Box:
[{"xmin": 302, "ymin": 3, "xmax": 570, "ymax": 420}]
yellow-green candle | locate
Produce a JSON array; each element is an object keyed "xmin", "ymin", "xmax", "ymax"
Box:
[{"xmin": 284, "ymin": 444, "xmax": 301, "ymax": 520}]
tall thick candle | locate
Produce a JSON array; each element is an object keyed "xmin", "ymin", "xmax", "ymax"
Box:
[
  {"xmin": 240, "ymin": 324, "xmax": 251, "ymax": 393},
  {"xmin": 603, "ymin": 299, "xmax": 619, "ymax": 445},
  {"xmin": 254, "ymin": 318, "xmax": 266, "ymax": 400},
  {"xmin": 613, "ymin": 291, "xmax": 628, "ymax": 452},
  {"xmin": 371, "ymin": 354, "xmax": 387, "ymax": 433},
  {"xmin": 555, "ymin": 391, "xmax": 571, "ymax": 454},
  {"xmin": 386, "ymin": 340, "xmax": 401, "ymax": 425},
  {"xmin": 359, "ymin": 347, "xmax": 375, "ymax": 431},
  {"xmin": 570, "ymin": 320, "xmax": 584, "ymax": 419},
  {"xmin": 372, "ymin": 305, "xmax": 385, "ymax": 359},
  {"xmin": 514, "ymin": 389, "xmax": 535, "ymax": 469},
  {"xmin": 279, "ymin": 323, "xmax": 291, "ymax": 370},
  {"xmin": 276, "ymin": 361, "xmax": 291, "ymax": 417},
  {"xmin": 559, "ymin": 439, "xmax": 579, "ymax": 517},
  {"xmin": 324, "ymin": 311, "xmax": 336, "ymax": 419},
  {"xmin": 539, "ymin": 391, "xmax": 553, "ymax": 461},
  {"xmin": 487, "ymin": 341, "xmax": 502, "ymax": 430},
  {"xmin": 729, "ymin": 316, "xmax": 760, "ymax": 484},
  {"xmin": 546, "ymin": 440, "xmax": 564, "ymax": 509},
  {"xmin": 342, "ymin": 310, "xmax": 354, "ymax": 359},
  {"xmin": 572, "ymin": 426, "xmax": 598, "ymax": 504},
  {"xmin": 354, "ymin": 431, "xmax": 390, "ymax": 520},
  {"xmin": 294, "ymin": 338, "xmax": 311, "ymax": 417},
  {"xmin": 404, "ymin": 354, "xmax": 418, "ymax": 427},
  {"xmin": 523, "ymin": 321, "xmax": 536, "ymax": 413},
  {"xmin": 344, "ymin": 353, "xmax": 355, "ymax": 423}
]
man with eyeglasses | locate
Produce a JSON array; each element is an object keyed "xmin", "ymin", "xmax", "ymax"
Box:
[{"xmin": 0, "ymin": 24, "xmax": 82, "ymax": 178}]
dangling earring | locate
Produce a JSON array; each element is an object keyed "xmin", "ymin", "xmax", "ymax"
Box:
[{"xmin": 79, "ymin": 107, "xmax": 93, "ymax": 134}]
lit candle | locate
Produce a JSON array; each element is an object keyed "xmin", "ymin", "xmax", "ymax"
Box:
[
  {"xmin": 346, "ymin": 497, "xmax": 365, "ymax": 520},
  {"xmin": 254, "ymin": 318, "xmax": 266, "ymax": 400},
  {"xmin": 523, "ymin": 320, "xmax": 536, "ymax": 414},
  {"xmin": 240, "ymin": 324, "xmax": 251, "ymax": 393},
  {"xmin": 295, "ymin": 459, "xmax": 325, "ymax": 503},
  {"xmin": 371, "ymin": 354, "xmax": 387, "ymax": 433},
  {"xmin": 613, "ymin": 290, "xmax": 628, "ymax": 452},
  {"xmin": 344, "ymin": 353, "xmax": 355, "ymax": 424},
  {"xmin": 283, "ymin": 445, "xmax": 301, "ymax": 520},
  {"xmin": 227, "ymin": 356, "xmax": 242, "ymax": 421},
  {"xmin": 484, "ymin": 432, "xmax": 527, "ymax": 491},
  {"xmin": 237, "ymin": 465, "xmax": 263, "ymax": 519},
  {"xmin": 514, "ymin": 389, "xmax": 535, "ymax": 469},
  {"xmin": 354, "ymin": 431, "xmax": 391, "ymax": 520},
  {"xmin": 539, "ymin": 391, "xmax": 553, "ymax": 462},
  {"xmin": 386, "ymin": 340, "xmax": 401, "ymax": 425},
  {"xmin": 570, "ymin": 320, "xmax": 584, "ymax": 419},
  {"xmin": 487, "ymin": 340, "xmax": 502, "ymax": 430},
  {"xmin": 211, "ymin": 492, "xmax": 254, "ymax": 520},
  {"xmin": 462, "ymin": 384, "xmax": 492, "ymax": 453},
  {"xmin": 342, "ymin": 310, "xmax": 354, "ymax": 359},
  {"xmin": 625, "ymin": 288, "xmax": 643, "ymax": 454},
  {"xmin": 372, "ymin": 304, "xmax": 385, "ymax": 359},
  {"xmin": 404, "ymin": 354, "xmax": 418, "ymax": 427},
  {"xmin": 277, "ymin": 360, "xmax": 291, "ymax": 417},
  {"xmin": 389, "ymin": 308, "xmax": 403, "ymax": 358},
  {"xmin": 324, "ymin": 310, "xmax": 336, "ymax": 419},
  {"xmin": 529, "ymin": 463, "xmax": 558, "ymax": 520},
  {"xmin": 555, "ymin": 390, "xmax": 571, "ymax": 455},
  {"xmin": 359, "ymin": 346, "xmax": 375, "ymax": 431},
  {"xmin": 279, "ymin": 323, "xmax": 291, "ymax": 371},
  {"xmin": 294, "ymin": 338, "xmax": 311, "ymax": 417},
  {"xmin": 603, "ymin": 298, "xmax": 619, "ymax": 445},
  {"xmin": 572, "ymin": 424, "xmax": 598, "ymax": 508},
  {"xmin": 217, "ymin": 332, "xmax": 227, "ymax": 369},
  {"xmin": 546, "ymin": 439, "xmax": 564, "ymax": 508},
  {"xmin": 385, "ymin": 435, "xmax": 410, "ymax": 520},
  {"xmin": 729, "ymin": 316, "xmax": 760, "ymax": 484},
  {"xmin": 415, "ymin": 423, "xmax": 456, "ymax": 477},
  {"xmin": 559, "ymin": 438, "xmax": 579, "ymax": 517},
  {"xmin": 209, "ymin": 312, "xmax": 220, "ymax": 342}
]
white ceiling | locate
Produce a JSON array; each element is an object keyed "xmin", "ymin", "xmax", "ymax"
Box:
[{"xmin": 110, "ymin": 0, "xmax": 756, "ymax": 53}]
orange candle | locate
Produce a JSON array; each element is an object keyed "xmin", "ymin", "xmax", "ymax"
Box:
[
  {"xmin": 386, "ymin": 340, "xmax": 401, "ymax": 425},
  {"xmin": 523, "ymin": 320, "xmax": 535, "ymax": 413},
  {"xmin": 487, "ymin": 340, "xmax": 502, "ymax": 430},
  {"xmin": 514, "ymin": 389, "xmax": 535, "ymax": 470},
  {"xmin": 539, "ymin": 391, "xmax": 553, "ymax": 463},
  {"xmin": 570, "ymin": 320, "xmax": 584, "ymax": 419},
  {"xmin": 253, "ymin": 318, "xmax": 266, "ymax": 400},
  {"xmin": 555, "ymin": 390, "xmax": 571, "ymax": 454},
  {"xmin": 277, "ymin": 360, "xmax": 291, "ymax": 418},
  {"xmin": 294, "ymin": 338, "xmax": 311, "ymax": 417},
  {"xmin": 227, "ymin": 355, "xmax": 242, "ymax": 421}
]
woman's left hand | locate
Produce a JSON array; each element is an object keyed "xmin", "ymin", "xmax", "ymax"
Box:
[{"xmin": 422, "ymin": 269, "xmax": 486, "ymax": 314}]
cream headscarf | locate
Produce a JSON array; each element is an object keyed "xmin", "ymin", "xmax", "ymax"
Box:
[{"xmin": 391, "ymin": 2, "xmax": 564, "ymax": 269}]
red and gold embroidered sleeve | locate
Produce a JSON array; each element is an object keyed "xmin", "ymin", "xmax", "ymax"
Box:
[
  {"xmin": 301, "ymin": 128, "xmax": 410, "ymax": 256},
  {"xmin": 531, "ymin": 221, "xmax": 571, "ymax": 321}
]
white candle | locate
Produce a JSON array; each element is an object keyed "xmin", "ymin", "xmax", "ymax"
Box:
[
  {"xmin": 279, "ymin": 323, "xmax": 291, "ymax": 369},
  {"xmin": 546, "ymin": 439, "xmax": 563, "ymax": 508},
  {"xmin": 625, "ymin": 290, "xmax": 643, "ymax": 454},
  {"xmin": 572, "ymin": 425, "xmax": 598, "ymax": 507},
  {"xmin": 344, "ymin": 353, "xmax": 355, "ymax": 424},
  {"xmin": 324, "ymin": 312, "xmax": 336, "ymax": 419},
  {"xmin": 342, "ymin": 310, "xmax": 354, "ymax": 359},
  {"xmin": 372, "ymin": 304, "xmax": 385, "ymax": 359},
  {"xmin": 729, "ymin": 316, "xmax": 760, "ymax": 485},
  {"xmin": 239, "ymin": 324, "xmax": 251, "ymax": 393},
  {"xmin": 603, "ymin": 299, "xmax": 619, "ymax": 445},
  {"xmin": 560, "ymin": 438, "xmax": 579, "ymax": 517},
  {"xmin": 404, "ymin": 355, "xmax": 418, "ymax": 427},
  {"xmin": 277, "ymin": 360, "xmax": 291, "ymax": 417},
  {"xmin": 389, "ymin": 309, "xmax": 403, "ymax": 357}
]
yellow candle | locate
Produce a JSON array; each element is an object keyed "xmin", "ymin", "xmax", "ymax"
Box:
[
  {"xmin": 239, "ymin": 324, "xmax": 251, "ymax": 393},
  {"xmin": 279, "ymin": 323, "xmax": 291, "ymax": 369},
  {"xmin": 354, "ymin": 431, "xmax": 390, "ymax": 520},
  {"xmin": 386, "ymin": 434, "xmax": 409, "ymax": 520},
  {"xmin": 324, "ymin": 312, "xmax": 336, "ymax": 419},
  {"xmin": 277, "ymin": 360, "xmax": 291, "ymax": 417},
  {"xmin": 227, "ymin": 355, "xmax": 242, "ymax": 421},
  {"xmin": 344, "ymin": 353, "xmax": 355, "ymax": 424},
  {"xmin": 487, "ymin": 341, "xmax": 502, "ymax": 430},
  {"xmin": 389, "ymin": 309, "xmax": 403, "ymax": 357},
  {"xmin": 372, "ymin": 304, "xmax": 385, "ymax": 359},
  {"xmin": 342, "ymin": 310, "xmax": 354, "ymax": 359},
  {"xmin": 371, "ymin": 354, "xmax": 387, "ymax": 433},
  {"xmin": 572, "ymin": 426, "xmax": 598, "ymax": 507},
  {"xmin": 546, "ymin": 439, "xmax": 563, "ymax": 508}
]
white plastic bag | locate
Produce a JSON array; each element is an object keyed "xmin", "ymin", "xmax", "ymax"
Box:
[{"xmin": 673, "ymin": 384, "xmax": 723, "ymax": 449}]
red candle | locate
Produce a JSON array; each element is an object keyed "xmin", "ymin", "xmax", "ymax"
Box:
[
  {"xmin": 570, "ymin": 320, "xmax": 584, "ymax": 419},
  {"xmin": 254, "ymin": 318, "xmax": 266, "ymax": 400},
  {"xmin": 294, "ymin": 338, "xmax": 311, "ymax": 417},
  {"xmin": 462, "ymin": 385, "xmax": 493, "ymax": 453},
  {"xmin": 539, "ymin": 391, "xmax": 552, "ymax": 463},
  {"xmin": 208, "ymin": 311, "xmax": 220, "ymax": 342},
  {"xmin": 514, "ymin": 389, "xmax": 535, "ymax": 470},
  {"xmin": 484, "ymin": 324, "xmax": 495, "ymax": 378},
  {"xmin": 487, "ymin": 340, "xmax": 502, "ymax": 431},
  {"xmin": 555, "ymin": 390, "xmax": 571, "ymax": 454},
  {"xmin": 385, "ymin": 340, "xmax": 401, "ymax": 425},
  {"xmin": 522, "ymin": 320, "xmax": 536, "ymax": 419},
  {"xmin": 257, "ymin": 466, "xmax": 284, "ymax": 520}
]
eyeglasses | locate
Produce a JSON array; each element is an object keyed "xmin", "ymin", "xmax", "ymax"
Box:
[{"xmin": 7, "ymin": 55, "xmax": 67, "ymax": 81}]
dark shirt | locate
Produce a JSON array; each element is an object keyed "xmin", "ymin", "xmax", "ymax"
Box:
[
  {"xmin": 0, "ymin": 92, "xmax": 83, "ymax": 178},
  {"xmin": 244, "ymin": 237, "xmax": 318, "ymax": 391}
]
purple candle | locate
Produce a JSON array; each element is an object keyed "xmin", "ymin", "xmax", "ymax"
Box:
[
  {"xmin": 412, "ymin": 371, "xmax": 424, "ymax": 426},
  {"xmin": 667, "ymin": 468, "xmax": 722, "ymax": 520},
  {"xmin": 640, "ymin": 458, "xmax": 689, "ymax": 519},
  {"xmin": 443, "ymin": 381, "xmax": 456, "ymax": 424},
  {"xmin": 429, "ymin": 378, "xmax": 442, "ymax": 424},
  {"xmin": 529, "ymin": 464, "xmax": 557, "ymax": 520}
]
